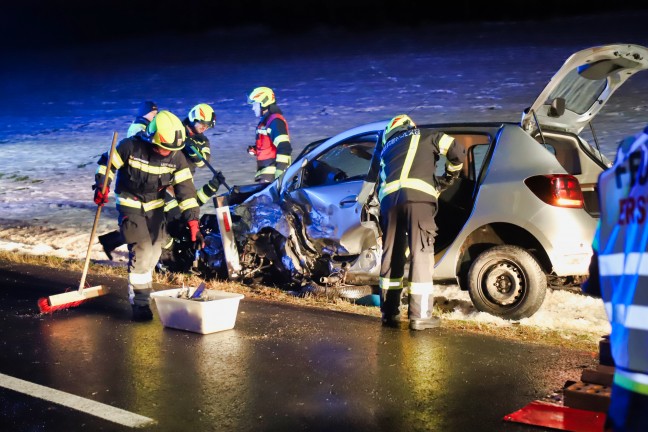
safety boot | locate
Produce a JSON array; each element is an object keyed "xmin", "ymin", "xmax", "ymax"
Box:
[
  {"xmin": 380, "ymin": 288, "xmax": 403, "ymax": 328},
  {"xmin": 408, "ymin": 292, "xmax": 440, "ymax": 330},
  {"xmin": 98, "ymin": 230, "xmax": 124, "ymax": 261},
  {"xmin": 381, "ymin": 313, "xmax": 402, "ymax": 328},
  {"xmin": 409, "ymin": 316, "xmax": 441, "ymax": 330},
  {"xmin": 131, "ymin": 304, "xmax": 153, "ymax": 322}
]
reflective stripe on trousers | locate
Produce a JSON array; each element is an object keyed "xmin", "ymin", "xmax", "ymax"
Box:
[
  {"xmin": 380, "ymin": 202, "xmax": 437, "ymax": 319},
  {"xmin": 120, "ymin": 208, "xmax": 166, "ymax": 306}
]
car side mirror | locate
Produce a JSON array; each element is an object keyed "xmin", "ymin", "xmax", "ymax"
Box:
[{"xmin": 548, "ymin": 97, "xmax": 565, "ymax": 118}]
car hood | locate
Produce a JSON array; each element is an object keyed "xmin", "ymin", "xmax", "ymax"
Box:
[{"xmin": 521, "ymin": 44, "xmax": 648, "ymax": 134}]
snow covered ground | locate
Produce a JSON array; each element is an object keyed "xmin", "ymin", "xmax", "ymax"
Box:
[{"xmin": 2, "ymin": 11, "xmax": 648, "ymax": 335}]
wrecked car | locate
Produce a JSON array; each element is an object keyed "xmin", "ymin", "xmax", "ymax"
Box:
[{"xmin": 197, "ymin": 44, "xmax": 648, "ymax": 319}]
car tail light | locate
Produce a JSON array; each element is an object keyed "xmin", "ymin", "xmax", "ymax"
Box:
[{"xmin": 524, "ymin": 174, "xmax": 584, "ymax": 208}]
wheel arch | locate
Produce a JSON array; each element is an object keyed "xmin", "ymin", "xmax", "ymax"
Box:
[{"xmin": 456, "ymin": 222, "xmax": 551, "ymax": 291}]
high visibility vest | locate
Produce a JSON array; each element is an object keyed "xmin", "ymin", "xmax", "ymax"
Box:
[
  {"xmin": 596, "ymin": 129, "xmax": 648, "ymax": 394},
  {"xmin": 254, "ymin": 113, "xmax": 288, "ymax": 162}
]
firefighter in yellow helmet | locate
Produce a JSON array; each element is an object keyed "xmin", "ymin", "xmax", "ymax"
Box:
[
  {"xmin": 181, "ymin": 103, "xmax": 225, "ymax": 203},
  {"xmin": 360, "ymin": 114, "xmax": 465, "ymax": 330},
  {"xmin": 94, "ymin": 110, "xmax": 200, "ymax": 321},
  {"xmin": 247, "ymin": 86, "xmax": 292, "ymax": 183},
  {"xmin": 99, "ymin": 103, "xmax": 225, "ymax": 264}
]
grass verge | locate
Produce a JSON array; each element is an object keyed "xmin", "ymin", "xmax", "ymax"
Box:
[{"xmin": 0, "ymin": 250, "xmax": 601, "ymax": 353}]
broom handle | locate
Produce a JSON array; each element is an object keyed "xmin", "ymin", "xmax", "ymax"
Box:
[{"xmin": 79, "ymin": 132, "xmax": 119, "ymax": 292}]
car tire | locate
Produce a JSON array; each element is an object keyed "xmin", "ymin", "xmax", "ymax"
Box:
[{"xmin": 467, "ymin": 245, "xmax": 547, "ymax": 320}]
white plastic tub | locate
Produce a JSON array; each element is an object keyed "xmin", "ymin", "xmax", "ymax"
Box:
[{"xmin": 151, "ymin": 288, "xmax": 244, "ymax": 334}]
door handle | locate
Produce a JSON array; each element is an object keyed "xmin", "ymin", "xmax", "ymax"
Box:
[{"xmin": 339, "ymin": 195, "xmax": 358, "ymax": 207}]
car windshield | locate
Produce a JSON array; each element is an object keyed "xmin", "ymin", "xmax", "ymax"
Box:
[
  {"xmin": 546, "ymin": 67, "xmax": 607, "ymax": 115},
  {"xmin": 302, "ymin": 134, "xmax": 378, "ymax": 187}
]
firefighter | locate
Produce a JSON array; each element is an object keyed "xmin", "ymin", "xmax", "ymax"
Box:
[
  {"xmin": 99, "ymin": 104, "xmax": 225, "ymax": 263},
  {"xmin": 246, "ymin": 86, "xmax": 292, "ymax": 183},
  {"xmin": 361, "ymin": 114, "xmax": 465, "ymax": 330},
  {"xmin": 157, "ymin": 103, "xmax": 226, "ymax": 273},
  {"xmin": 94, "ymin": 110, "xmax": 200, "ymax": 321},
  {"xmin": 582, "ymin": 126, "xmax": 648, "ymax": 431},
  {"xmin": 98, "ymin": 100, "xmax": 160, "ymax": 258},
  {"xmin": 180, "ymin": 103, "xmax": 225, "ymax": 205},
  {"xmin": 127, "ymin": 100, "xmax": 158, "ymax": 138}
]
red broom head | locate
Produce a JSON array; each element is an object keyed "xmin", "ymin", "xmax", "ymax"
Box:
[{"xmin": 37, "ymin": 297, "xmax": 87, "ymax": 314}]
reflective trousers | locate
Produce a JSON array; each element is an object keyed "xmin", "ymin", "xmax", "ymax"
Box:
[
  {"xmin": 120, "ymin": 209, "xmax": 166, "ymax": 307},
  {"xmin": 379, "ymin": 202, "xmax": 437, "ymax": 320}
]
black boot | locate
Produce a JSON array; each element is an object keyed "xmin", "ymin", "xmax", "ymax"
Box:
[
  {"xmin": 131, "ymin": 304, "xmax": 153, "ymax": 322},
  {"xmin": 381, "ymin": 313, "xmax": 402, "ymax": 328},
  {"xmin": 380, "ymin": 288, "xmax": 403, "ymax": 328},
  {"xmin": 98, "ymin": 230, "xmax": 124, "ymax": 261}
]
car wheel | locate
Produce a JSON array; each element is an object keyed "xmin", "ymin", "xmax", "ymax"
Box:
[{"xmin": 467, "ymin": 245, "xmax": 547, "ymax": 320}]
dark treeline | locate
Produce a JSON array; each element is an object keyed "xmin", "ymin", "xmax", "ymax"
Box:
[{"xmin": 5, "ymin": 1, "xmax": 648, "ymax": 49}]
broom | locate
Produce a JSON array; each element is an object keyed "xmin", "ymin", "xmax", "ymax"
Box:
[{"xmin": 38, "ymin": 132, "xmax": 119, "ymax": 313}]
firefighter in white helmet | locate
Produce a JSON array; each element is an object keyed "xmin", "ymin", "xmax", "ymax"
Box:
[
  {"xmin": 247, "ymin": 86, "xmax": 292, "ymax": 183},
  {"xmin": 94, "ymin": 110, "xmax": 200, "ymax": 321},
  {"xmin": 359, "ymin": 114, "xmax": 465, "ymax": 330}
]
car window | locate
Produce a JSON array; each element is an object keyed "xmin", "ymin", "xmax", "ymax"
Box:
[
  {"xmin": 546, "ymin": 67, "xmax": 607, "ymax": 115},
  {"xmin": 302, "ymin": 134, "xmax": 378, "ymax": 188},
  {"xmin": 435, "ymin": 133, "xmax": 492, "ymax": 181}
]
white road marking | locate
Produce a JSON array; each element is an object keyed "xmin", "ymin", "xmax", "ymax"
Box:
[{"xmin": 0, "ymin": 373, "xmax": 156, "ymax": 428}]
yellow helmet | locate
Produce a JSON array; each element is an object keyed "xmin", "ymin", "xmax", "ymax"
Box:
[
  {"xmin": 188, "ymin": 103, "xmax": 216, "ymax": 128},
  {"xmin": 383, "ymin": 114, "xmax": 416, "ymax": 144},
  {"xmin": 247, "ymin": 87, "xmax": 275, "ymax": 108},
  {"xmin": 145, "ymin": 110, "xmax": 186, "ymax": 151}
]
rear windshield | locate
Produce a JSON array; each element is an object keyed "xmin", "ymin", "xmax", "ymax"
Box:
[{"xmin": 546, "ymin": 68, "xmax": 606, "ymax": 114}]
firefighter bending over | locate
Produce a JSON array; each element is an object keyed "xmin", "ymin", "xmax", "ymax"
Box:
[{"xmin": 361, "ymin": 114, "xmax": 465, "ymax": 330}]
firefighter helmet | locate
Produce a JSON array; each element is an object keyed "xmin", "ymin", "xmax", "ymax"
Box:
[
  {"xmin": 145, "ymin": 110, "xmax": 186, "ymax": 151},
  {"xmin": 188, "ymin": 103, "xmax": 216, "ymax": 128},
  {"xmin": 247, "ymin": 87, "xmax": 275, "ymax": 108},
  {"xmin": 383, "ymin": 114, "xmax": 416, "ymax": 144}
]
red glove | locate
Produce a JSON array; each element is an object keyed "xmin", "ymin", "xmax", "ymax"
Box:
[
  {"xmin": 93, "ymin": 185, "xmax": 110, "ymax": 206},
  {"xmin": 188, "ymin": 220, "xmax": 204, "ymax": 248},
  {"xmin": 247, "ymin": 145, "xmax": 257, "ymax": 156}
]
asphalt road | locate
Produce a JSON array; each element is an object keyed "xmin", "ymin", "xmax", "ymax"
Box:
[{"xmin": 0, "ymin": 259, "xmax": 599, "ymax": 431}]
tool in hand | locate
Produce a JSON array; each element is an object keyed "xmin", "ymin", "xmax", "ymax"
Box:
[
  {"xmin": 188, "ymin": 144, "xmax": 231, "ymax": 192},
  {"xmin": 38, "ymin": 132, "xmax": 119, "ymax": 313}
]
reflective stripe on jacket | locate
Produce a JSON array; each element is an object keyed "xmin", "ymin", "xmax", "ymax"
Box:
[
  {"xmin": 126, "ymin": 116, "xmax": 151, "ymax": 138},
  {"xmin": 95, "ymin": 135, "xmax": 199, "ymax": 221},
  {"xmin": 595, "ymin": 128, "xmax": 648, "ymax": 393},
  {"xmin": 182, "ymin": 121, "xmax": 211, "ymax": 173},
  {"xmin": 377, "ymin": 128, "xmax": 464, "ymax": 209},
  {"xmin": 254, "ymin": 111, "xmax": 292, "ymax": 179}
]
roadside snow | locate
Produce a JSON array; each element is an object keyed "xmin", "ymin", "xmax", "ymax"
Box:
[{"xmin": 3, "ymin": 12, "xmax": 646, "ymax": 337}]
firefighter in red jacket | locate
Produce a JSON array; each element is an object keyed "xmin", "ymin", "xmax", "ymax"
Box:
[
  {"xmin": 247, "ymin": 87, "xmax": 292, "ymax": 183},
  {"xmin": 361, "ymin": 114, "xmax": 465, "ymax": 330},
  {"xmin": 94, "ymin": 110, "xmax": 201, "ymax": 321}
]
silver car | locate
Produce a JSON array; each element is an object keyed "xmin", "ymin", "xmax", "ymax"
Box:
[{"xmin": 199, "ymin": 44, "xmax": 648, "ymax": 319}]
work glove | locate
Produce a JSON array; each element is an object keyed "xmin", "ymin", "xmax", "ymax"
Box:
[
  {"xmin": 188, "ymin": 220, "xmax": 204, "ymax": 250},
  {"xmin": 437, "ymin": 174, "xmax": 456, "ymax": 192},
  {"xmin": 207, "ymin": 171, "xmax": 226, "ymax": 191},
  {"xmin": 92, "ymin": 184, "xmax": 110, "ymax": 206},
  {"xmin": 247, "ymin": 145, "xmax": 257, "ymax": 156}
]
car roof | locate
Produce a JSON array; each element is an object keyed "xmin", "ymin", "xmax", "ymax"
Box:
[{"xmin": 521, "ymin": 43, "xmax": 648, "ymax": 135}]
